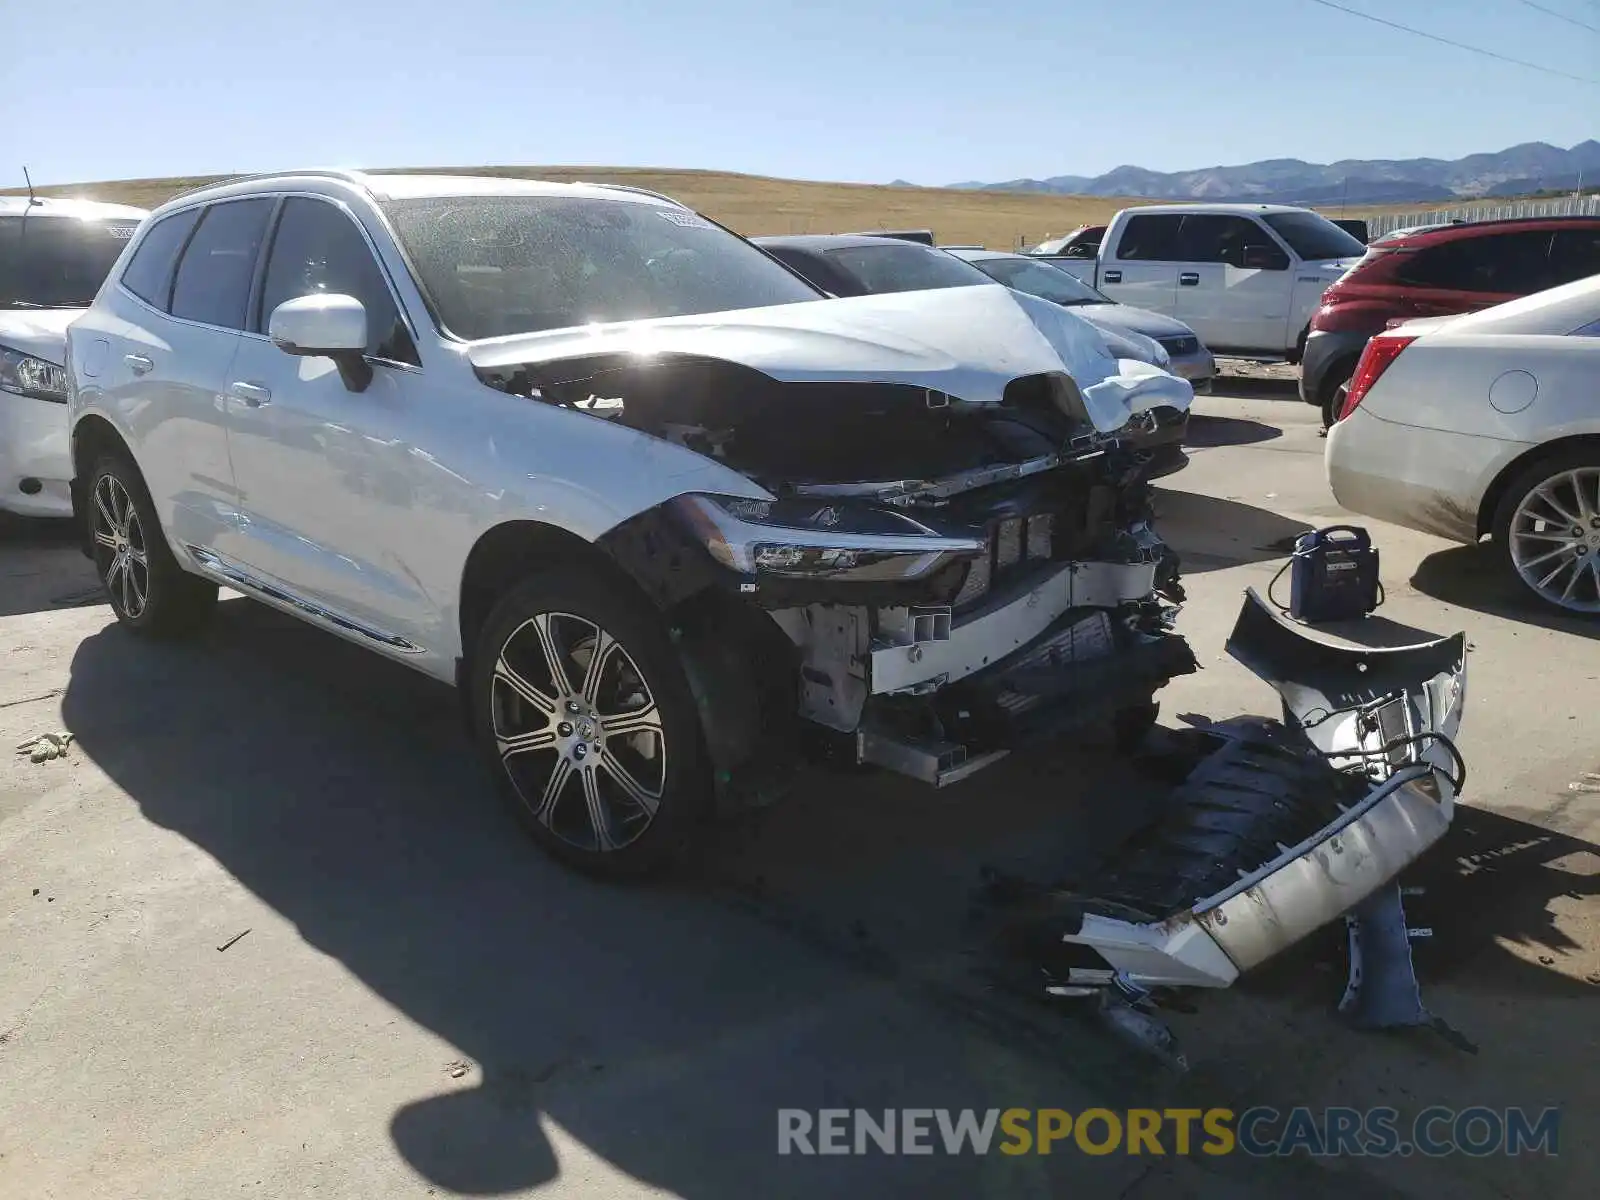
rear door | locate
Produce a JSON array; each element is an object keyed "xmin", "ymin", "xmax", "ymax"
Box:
[
  {"xmin": 1549, "ymin": 226, "xmax": 1600, "ymax": 287},
  {"xmin": 1390, "ymin": 230, "xmax": 1557, "ymax": 317},
  {"xmin": 81, "ymin": 199, "xmax": 274, "ymax": 555},
  {"xmin": 1170, "ymin": 214, "xmax": 1294, "ymax": 353},
  {"xmin": 1100, "ymin": 213, "xmax": 1183, "ymax": 314}
]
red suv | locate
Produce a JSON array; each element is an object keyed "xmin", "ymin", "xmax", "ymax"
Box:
[{"xmin": 1300, "ymin": 216, "xmax": 1600, "ymax": 425}]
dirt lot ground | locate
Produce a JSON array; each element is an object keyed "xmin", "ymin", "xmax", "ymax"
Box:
[{"xmin": 2, "ymin": 373, "xmax": 1595, "ymax": 1198}]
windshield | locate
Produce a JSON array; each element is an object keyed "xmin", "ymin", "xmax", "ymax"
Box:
[
  {"xmin": 381, "ymin": 195, "xmax": 822, "ymax": 340},
  {"xmin": 0, "ymin": 215, "xmax": 140, "ymax": 309},
  {"xmin": 1261, "ymin": 212, "xmax": 1366, "ymax": 261},
  {"xmin": 823, "ymin": 242, "xmax": 994, "ymax": 294},
  {"xmin": 967, "ymin": 256, "xmax": 1109, "ymax": 305}
]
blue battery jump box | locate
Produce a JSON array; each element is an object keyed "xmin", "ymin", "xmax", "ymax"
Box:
[{"xmin": 1288, "ymin": 525, "xmax": 1382, "ymax": 623}]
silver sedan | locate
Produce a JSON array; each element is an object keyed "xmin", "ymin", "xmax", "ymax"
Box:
[
  {"xmin": 948, "ymin": 248, "xmax": 1216, "ymax": 392},
  {"xmin": 1327, "ymin": 274, "xmax": 1600, "ymax": 616}
]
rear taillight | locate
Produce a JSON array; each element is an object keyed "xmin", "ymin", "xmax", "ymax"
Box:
[{"xmin": 1339, "ymin": 334, "xmax": 1415, "ymax": 420}]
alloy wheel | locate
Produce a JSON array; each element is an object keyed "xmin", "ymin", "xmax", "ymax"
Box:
[
  {"xmin": 1508, "ymin": 467, "xmax": 1600, "ymax": 614},
  {"xmin": 92, "ymin": 473, "xmax": 150, "ymax": 619},
  {"xmin": 490, "ymin": 612, "xmax": 667, "ymax": 852}
]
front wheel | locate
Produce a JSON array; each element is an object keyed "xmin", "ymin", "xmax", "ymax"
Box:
[
  {"xmin": 89, "ymin": 453, "xmax": 217, "ymax": 637},
  {"xmin": 471, "ymin": 568, "xmax": 711, "ymax": 878},
  {"xmin": 1492, "ymin": 449, "xmax": 1600, "ymax": 617}
]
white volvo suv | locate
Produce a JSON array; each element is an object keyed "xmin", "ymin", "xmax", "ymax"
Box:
[{"xmin": 66, "ymin": 172, "xmax": 1471, "ymax": 1003}]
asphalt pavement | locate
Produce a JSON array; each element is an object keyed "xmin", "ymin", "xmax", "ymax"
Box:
[{"xmin": 1, "ymin": 376, "xmax": 1594, "ymax": 1198}]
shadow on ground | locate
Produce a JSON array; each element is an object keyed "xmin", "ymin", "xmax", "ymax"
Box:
[
  {"xmin": 0, "ymin": 516, "xmax": 102, "ymax": 619},
  {"xmin": 1153, "ymin": 489, "xmax": 1314, "ymax": 573},
  {"xmin": 1211, "ymin": 374, "xmax": 1301, "ymax": 400},
  {"xmin": 1184, "ymin": 414, "xmax": 1283, "ymax": 450},
  {"xmin": 1410, "ymin": 544, "xmax": 1599, "ymax": 641}
]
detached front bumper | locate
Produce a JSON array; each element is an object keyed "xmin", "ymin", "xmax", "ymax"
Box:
[{"xmin": 1056, "ymin": 589, "xmax": 1468, "ymax": 990}]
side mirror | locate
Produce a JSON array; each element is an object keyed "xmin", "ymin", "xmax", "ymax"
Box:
[
  {"xmin": 268, "ymin": 294, "xmax": 372, "ymax": 391},
  {"xmin": 1240, "ymin": 244, "xmax": 1287, "ymax": 271}
]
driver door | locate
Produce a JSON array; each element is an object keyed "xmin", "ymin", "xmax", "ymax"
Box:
[{"xmin": 220, "ymin": 195, "xmax": 436, "ymax": 654}]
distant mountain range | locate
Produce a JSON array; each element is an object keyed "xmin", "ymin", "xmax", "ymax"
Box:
[{"xmin": 942, "ymin": 140, "xmax": 1600, "ymax": 206}]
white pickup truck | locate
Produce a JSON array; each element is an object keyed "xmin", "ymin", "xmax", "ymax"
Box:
[{"xmin": 1043, "ymin": 204, "xmax": 1367, "ymax": 361}]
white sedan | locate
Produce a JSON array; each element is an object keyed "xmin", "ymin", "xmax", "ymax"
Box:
[{"xmin": 1327, "ymin": 273, "xmax": 1600, "ymax": 616}]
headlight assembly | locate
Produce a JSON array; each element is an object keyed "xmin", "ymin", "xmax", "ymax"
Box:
[
  {"xmin": 0, "ymin": 345, "xmax": 69, "ymax": 404},
  {"xmin": 671, "ymin": 494, "xmax": 986, "ymax": 583}
]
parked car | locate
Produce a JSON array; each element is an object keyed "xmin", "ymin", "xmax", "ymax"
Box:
[
  {"xmin": 751, "ymin": 234, "xmax": 1198, "ymax": 390},
  {"xmin": 945, "ymin": 248, "xmax": 1215, "ymax": 391},
  {"xmin": 1, "ymin": 195, "xmax": 147, "ymax": 518},
  {"xmin": 1033, "ymin": 204, "xmax": 1367, "ymax": 361},
  {"xmin": 1302, "ymin": 215, "xmax": 1600, "ymax": 427},
  {"xmin": 1326, "ymin": 273, "xmax": 1600, "ymax": 615},
  {"xmin": 1330, "ymin": 218, "xmax": 1370, "ymax": 244},
  {"xmin": 67, "ymin": 169, "xmax": 1200, "ymax": 877},
  {"xmin": 1026, "ymin": 225, "xmax": 1105, "ymax": 259}
]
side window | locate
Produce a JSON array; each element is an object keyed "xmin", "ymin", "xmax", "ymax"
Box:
[
  {"xmin": 170, "ymin": 199, "xmax": 275, "ymax": 329},
  {"xmin": 258, "ymin": 198, "xmax": 417, "ymax": 364},
  {"xmin": 1398, "ymin": 232, "xmax": 1555, "ymax": 294},
  {"xmin": 120, "ymin": 208, "xmax": 202, "ymax": 310},
  {"xmin": 1550, "ymin": 228, "xmax": 1600, "ymax": 285},
  {"xmin": 1175, "ymin": 215, "xmax": 1279, "ymax": 265},
  {"xmin": 1115, "ymin": 215, "xmax": 1183, "ymax": 261}
]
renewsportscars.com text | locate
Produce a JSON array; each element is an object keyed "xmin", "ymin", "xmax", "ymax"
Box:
[{"xmin": 777, "ymin": 1106, "xmax": 1560, "ymax": 1158}]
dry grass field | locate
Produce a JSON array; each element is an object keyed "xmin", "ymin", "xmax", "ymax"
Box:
[
  {"xmin": 5, "ymin": 164, "xmax": 1482, "ymax": 249},
  {"xmin": 7, "ymin": 166, "xmax": 1148, "ymax": 249}
]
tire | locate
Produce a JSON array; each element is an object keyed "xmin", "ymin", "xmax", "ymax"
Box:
[
  {"xmin": 1319, "ymin": 363, "xmax": 1355, "ymax": 429},
  {"xmin": 1112, "ymin": 700, "xmax": 1161, "ymax": 754},
  {"xmin": 1491, "ymin": 447, "xmax": 1600, "ymax": 617},
  {"xmin": 470, "ymin": 567, "xmax": 711, "ymax": 878},
  {"xmin": 88, "ymin": 452, "xmax": 218, "ymax": 637}
]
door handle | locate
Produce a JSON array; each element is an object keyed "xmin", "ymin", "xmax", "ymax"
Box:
[
  {"xmin": 229, "ymin": 381, "xmax": 272, "ymax": 408},
  {"xmin": 1179, "ymin": 272, "xmax": 1200, "ymax": 286},
  {"xmin": 124, "ymin": 354, "xmax": 154, "ymax": 375},
  {"xmin": 1102, "ymin": 269, "xmax": 1122, "ymax": 284}
]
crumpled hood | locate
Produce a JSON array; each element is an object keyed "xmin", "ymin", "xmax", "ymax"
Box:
[
  {"xmin": 468, "ymin": 284, "xmax": 1192, "ymax": 434},
  {"xmin": 0, "ymin": 307, "xmax": 82, "ymax": 364}
]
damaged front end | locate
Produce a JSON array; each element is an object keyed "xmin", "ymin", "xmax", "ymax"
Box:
[
  {"xmin": 472, "ymin": 287, "xmax": 1199, "ymax": 796},
  {"xmin": 1039, "ymin": 588, "xmax": 1467, "ymax": 997}
]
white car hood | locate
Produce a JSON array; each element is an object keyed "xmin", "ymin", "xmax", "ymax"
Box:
[
  {"xmin": 0, "ymin": 307, "xmax": 82, "ymax": 364},
  {"xmin": 468, "ymin": 284, "xmax": 1192, "ymax": 434}
]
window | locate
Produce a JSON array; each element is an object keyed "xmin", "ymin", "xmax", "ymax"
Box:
[
  {"xmin": 970, "ymin": 257, "xmax": 1109, "ymax": 305},
  {"xmin": 1395, "ymin": 231, "xmax": 1555, "ymax": 294},
  {"xmin": 762, "ymin": 245, "xmax": 852, "ymax": 295},
  {"xmin": 1262, "ymin": 212, "xmax": 1366, "ymax": 260},
  {"xmin": 0, "ymin": 214, "xmax": 143, "ymax": 310},
  {"xmin": 382, "ymin": 196, "xmax": 821, "ymax": 340},
  {"xmin": 1550, "ymin": 228, "xmax": 1600, "ymax": 286},
  {"xmin": 1173, "ymin": 215, "xmax": 1280, "ymax": 266},
  {"xmin": 120, "ymin": 208, "xmax": 200, "ymax": 310},
  {"xmin": 169, "ymin": 198, "xmax": 275, "ymax": 329},
  {"xmin": 1115, "ymin": 214, "xmax": 1183, "ymax": 261},
  {"xmin": 824, "ymin": 243, "xmax": 992, "ymax": 293},
  {"xmin": 259, "ymin": 198, "xmax": 417, "ymax": 364}
]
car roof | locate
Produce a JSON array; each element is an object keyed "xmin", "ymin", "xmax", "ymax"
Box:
[
  {"xmin": 752, "ymin": 233, "xmax": 938, "ymax": 252},
  {"xmin": 1372, "ymin": 214, "xmax": 1600, "ymax": 249},
  {"xmin": 1114, "ymin": 203, "xmax": 1316, "ymax": 218},
  {"xmin": 151, "ymin": 169, "xmax": 687, "ymax": 217},
  {"xmin": 0, "ymin": 195, "xmax": 149, "ymax": 220}
]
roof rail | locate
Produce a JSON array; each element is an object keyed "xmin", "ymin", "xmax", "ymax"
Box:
[
  {"xmin": 166, "ymin": 167, "xmax": 373, "ymax": 203},
  {"xmin": 581, "ymin": 181, "xmax": 689, "ymax": 208}
]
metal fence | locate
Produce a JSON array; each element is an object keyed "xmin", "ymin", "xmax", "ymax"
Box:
[{"xmin": 1365, "ymin": 195, "xmax": 1600, "ymax": 239}]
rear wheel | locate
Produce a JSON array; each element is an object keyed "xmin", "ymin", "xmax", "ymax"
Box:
[
  {"xmin": 471, "ymin": 569, "xmax": 710, "ymax": 877},
  {"xmin": 1319, "ymin": 364, "xmax": 1355, "ymax": 429},
  {"xmin": 1492, "ymin": 448, "xmax": 1600, "ymax": 617},
  {"xmin": 89, "ymin": 453, "xmax": 217, "ymax": 637}
]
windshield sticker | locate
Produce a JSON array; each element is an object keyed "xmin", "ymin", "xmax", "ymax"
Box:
[{"xmin": 658, "ymin": 211, "xmax": 714, "ymax": 229}]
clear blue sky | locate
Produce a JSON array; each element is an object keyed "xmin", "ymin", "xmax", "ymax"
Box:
[{"xmin": 6, "ymin": 0, "xmax": 1595, "ymax": 187}]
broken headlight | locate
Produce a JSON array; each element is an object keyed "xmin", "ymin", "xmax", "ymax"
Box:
[{"xmin": 672, "ymin": 494, "xmax": 986, "ymax": 582}]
